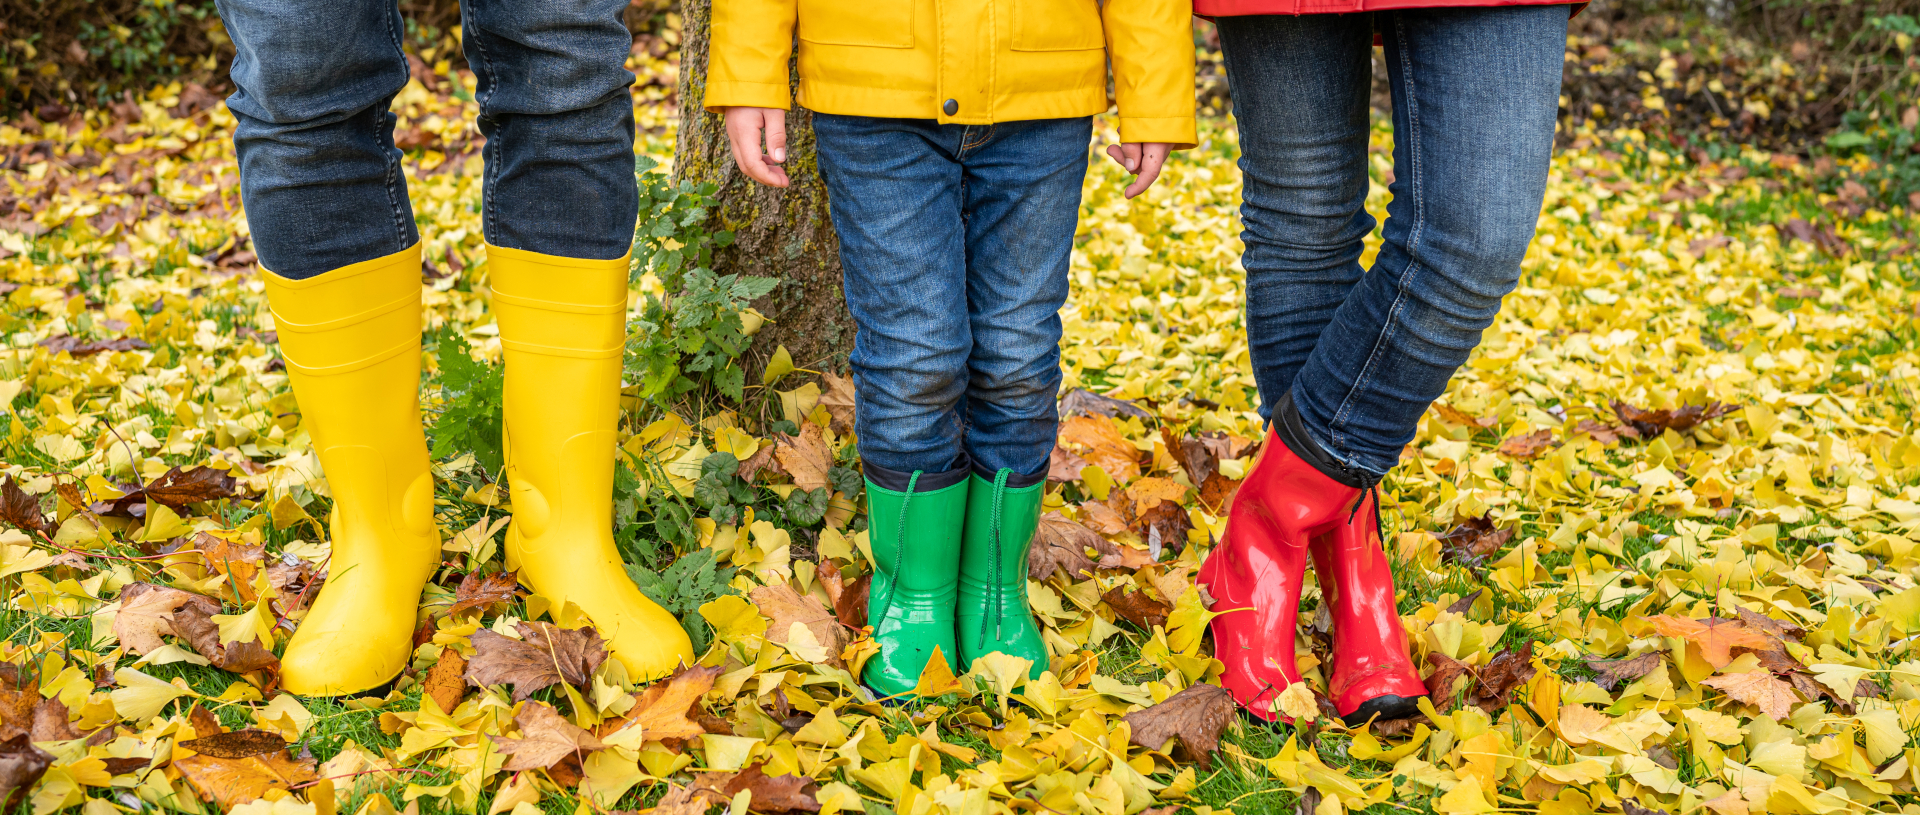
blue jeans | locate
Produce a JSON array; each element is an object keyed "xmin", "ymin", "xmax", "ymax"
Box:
[
  {"xmin": 812, "ymin": 113, "xmax": 1093, "ymax": 482},
  {"xmin": 1221, "ymin": 6, "xmax": 1569, "ymax": 480},
  {"xmin": 216, "ymin": 0, "xmax": 638, "ymax": 279}
]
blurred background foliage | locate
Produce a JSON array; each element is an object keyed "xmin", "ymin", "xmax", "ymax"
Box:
[{"xmin": 2, "ymin": 0, "xmax": 1915, "ymax": 200}]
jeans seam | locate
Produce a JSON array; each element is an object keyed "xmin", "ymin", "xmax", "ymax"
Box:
[
  {"xmin": 1326, "ymin": 13, "xmax": 1422, "ymax": 464},
  {"xmin": 379, "ymin": 2, "xmax": 411, "ymax": 253},
  {"xmin": 467, "ymin": 0, "xmax": 500, "ymax": 247}
]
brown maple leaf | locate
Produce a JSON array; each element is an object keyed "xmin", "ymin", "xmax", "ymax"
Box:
[
  {"xmin": 1102, "ymin": 584, "xmax": 1172, "ymax": 630},
  {"xmin": 750, "ymin": 584, "xmax": 849, "ymax": 666},
  {"xmin": 1432, "ymin": 403, "xmax": 1497, "ymax": 429},
  {"xmin": 0, "ymin": 735, "xmax": 52, "ymax": 812},
  {"xmin": 1583, "ymin": 651, "xmax": 1665, "ymax": 691},
  {"xmin": 1424, "ymin": 652, "xmax": 1474, "ymax": 711},
  {"xmin": 1467, "ymin": 641, "xmax": 1536, "ymax": 713},
  {"xmin": 465, "ymin": 622, "xmax": 606, "ymax": 701},
  {"xmin": 1573, "ymin": 418, "xmax": 1640, "ymax": 444},
  {"xmin": 1645, "ymin": 615, "xmax": 1772, "ymax": 669},
  {"xmin": 1058, "ymin": 388, "xmax": 1153, "ymax": 421},
  {"xmin": 0, "ymin": 673, "xmax": 38, "ymax": 742},
  {"xmin": 29, "ymin": 699, "xmax": 81, "ymax": 743},
  {"xmin": 448, "ymin": 570, "xmax": 520, "ymax": 617},
  {"xmin": 774, "ymin": 421, "xmax": 833, "ymax": 492},
  {"xmin": 1734, "ymin": 607, "xmax": 1805, "ymax": 643},
  {"xmin": 817, "ymin": 372, "xmax": 856, "ymax": 436},
  {"xmin": 1610, "ymin": 400, "xmax": 1739, "ymax": 439},
  {"xmin": 492, "ymin": 701, "xmax": 606, "ymax": 772},
  {"xmin": 1047, "ymin": 445, "xmax": 1090, "ymax": 483},
  {"xmin": 691, "ymin": 762, "xmax": 821, "ymax": 813},
  {"xmin": 1495, "ymin": 429, "xmax": 1557, "ymax": 459},
  {"xmin": 36, "ymin": 335, "xmax": 150, "ymax": 357},
  {"xmin": 1028, "ymin": 512, "xmax": 1100, "ymax": 581},
  {"xmin": 834, "ymin": 573, "xmax": 869, "ymax": 630},
  {"xmin": 180, "ymin": 729, "xmax": 289, "ymax": 760},
  {"xmin": 421, "ymin": 649, "xmax": 469, "ymax": 714},
  {"xmin": 0, "ymin": 477, "xmax": 49, "ymax": 537},
  {"xmin": 645, "ymin": 783, "xmax": 711, "ymax": 815},
  {"xmin": 599, "ymin": 663, "xmax": 722, "ymax": 745},
  {"xmin": 93, "ymin": 466, "xmax": 242, "ymax": 517},
  {"xmin": 1056, "ymin": 415, "xmax": 1143, "ymax": 482},
  {"xmin": 1702, "ymin": 671, "xmax": 1800, "ymax": 721},
  {"xmin": 1121, "ymin": 683, "xmax": 1236, "ymax": 768},
  {"xmin": 113, "ymin": 582, "xmax": 221, "ymax": 656},
  {"xmin": 166, "ymin": 595, "xmax": 280, "ymax": 677},
  {"xmin": 1434, "ymin": 516, "xmax": 1514, "ymax": 568}
]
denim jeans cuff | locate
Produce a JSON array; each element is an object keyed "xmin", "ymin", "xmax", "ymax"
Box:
[
  {"xmin": 863, "ymin": 456, "xmax": 973, "ymax": 493},
  {"xmin": 1273, "ymin": 391, "xmax": 1381, "ymax": 490}
]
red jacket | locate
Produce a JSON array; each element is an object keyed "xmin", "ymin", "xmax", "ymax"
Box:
[{"xmin": 1196, "ymin": 0, "xmax": 1576, "ymax": 15}]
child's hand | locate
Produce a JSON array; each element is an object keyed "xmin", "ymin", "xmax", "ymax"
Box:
[
  {"xmin": 724, "ymin": 107, "xmax": 789, "ymax": 188},
  {"xmin": 1104, "ymin": 142, "xmax": 1171, "ymax": 199}
]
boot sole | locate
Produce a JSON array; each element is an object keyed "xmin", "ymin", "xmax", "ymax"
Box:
[{"xmin": 1340, "ymin": 694, "xmax": 1425, "ymax": 727}]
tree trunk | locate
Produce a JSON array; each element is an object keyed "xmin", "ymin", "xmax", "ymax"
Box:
[{"xmin": 674, "ymin": 0, "xmax": 853, "ymax": 376}]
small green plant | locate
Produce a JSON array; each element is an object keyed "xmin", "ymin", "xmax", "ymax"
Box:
[
  {"xmin": 624, "ymin": 156, "xmax": 775, "ymax": 404},
  {"xmin": 628, "ymin": 547, "xmax": 739, "ymax": 654},
  {"xmin": 427, "ymin": 327, "xmax": 506, "ymax": 476}
]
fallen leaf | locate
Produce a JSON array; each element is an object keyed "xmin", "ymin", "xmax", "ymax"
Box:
[
  {"xmin": 750, "ymin": 584, "xmax": 849, "ymax": 667},
  {"xmin": 1583, "ymin": 651, "xmax": 1665, "ymax": 691},
  {"xmin": 449, "ymin": 571, "xmax": 520, "ymax": 617},
  {"xmin": 175, "ymin": 748, "xmax": 318, "ymax": 810},
  {"xmin": 1122, "ymin": 683, "xmax": 1235, "ymax": 768},
  {"xmin": 421, "ymin": 649, "xmax": 468, "ymax": 714},
  {"xmin": 1424, "ymin": 652, "xmax": 1474, "ymax": 710},
  {"xmin": 1432, "ymin": 403, "xmax": 1497, "ymax": 429},
  {"xmin": 113, "ymin": 582, "xmax": 221, "ymax": 656},
  {"xmin": 818, "ymin": 372, "xmax": 856, "ymax": 435},
  {"xmin": 0, "ymin": 735, "xmax": 52, "ymax": 811},
  {"xmin": 29, "ymin": 699, "xmax": 80, "ymax": 743},
  {"xmin": 1029, "ymin": 512, "xmax": 1100, "ymax": 581},
  {"xmin": 1467, "ymin": 641, "xmax": 1535, "ymax": 713},
  {"xmin": 834, "ymin": 573, "xmax": 869, "ymax": 629},
  {"xmin": 1434, "ymin": 516, "xmax": 1514, "ymax": 567},
  {"xmin": 691, "ymin": 761, "xmax": 820, "ymax": 813},
  {"xmin": 1610, "ymin": 400, "xmax": 1739, "ymax": 439},
  {"xmin": 180, "ymin": 728, "xmax": 289, "ymax": 759},
  {"xmin": 0, "ymin": 477, "xmax": 49, "ymax": 536},
  {"xmin": 1057, "ymin": 415, "xmax": 1142, "ymax": 482},
  {"xmin": 1573, "ymin": 418, "xmax": 1639, "ymax": 444},
  {"xmin": 775, "ymin": 421, "xmax": 833, "ymax": 492},
  {"xmin": 465, "ymin": 623, "xmax": 606, "ymax": 701},
  {"xmin": 1495, "ymin": 429, "xmax": 1556, "ymax": 459},
  {"xmin": 1102, "ymin": 584, "xmax": 1172, "ymax": 630},
  {"xmin": 36, "ymin": 335, "xmax": 150, "ymax": 357},
  {"xmin": 1702, "ymin": 671, "xmax": 1799, "ymax": 721},
  {"xmin": 600, "ymin": 664, "xmax": 722, "ymax": 744},
  {"xmin": 492, "ymin": 701, "xmax": 605, "ymax": 772},
  {"xmin": 1059, "ymin": 389, "xmax": 1152, "ymax": 421},
  {"xmin": 93, "ymin": 466, "xmax": 242, "ymax": 517},
  {"xmin": 1646, "ymin": 615, "xmax": 1771, "ymax": 669}
]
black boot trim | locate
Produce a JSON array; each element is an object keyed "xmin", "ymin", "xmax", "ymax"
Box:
[
  {"xmin": 1340, "ymin": 694, "xmax": 1425, "ymax": 727},
  {"xmin": 1272, "ymin": 391, "xmax": 1378, "ymax": 490},
  {"xmin": 970, "ymin": 459, "xmax": 1047, "ymax": 489},
  {"xmin": 864, "ymin": 456, "xmax": 972, "ymax": 493}
]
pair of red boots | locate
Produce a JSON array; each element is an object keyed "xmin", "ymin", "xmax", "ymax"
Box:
[{"xmin": 1198, "ymin": 410, "xmax": 1427, "ymax": 725}]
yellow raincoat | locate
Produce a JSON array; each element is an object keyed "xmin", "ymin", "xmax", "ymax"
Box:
[{"xmin": 704, "ymin": 0, "xmax": 1198, "ymax": 146}]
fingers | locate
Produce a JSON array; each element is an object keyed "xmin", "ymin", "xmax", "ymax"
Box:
[
  {"xmin": 723, "ymin": 107, "xmax": 789, "ymax": 188},
  {"xmin": 1122, "ymin": 143, "xmax": 1170, "ymax": 199},
  {"xmin": 764, "ymin": 108, "xmax": 788, "ymax": 165},
  {"xmin": 1105, "ymin": 142, "xmax": 1143, "ymax": 174}
]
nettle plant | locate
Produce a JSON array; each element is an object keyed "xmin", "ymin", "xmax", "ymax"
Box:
[{"xmin": 624, "ymin": 156, "xmax": 776, "ymax": 405}]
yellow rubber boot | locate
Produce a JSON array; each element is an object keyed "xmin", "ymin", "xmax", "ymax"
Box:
[
  {"xmin": 264, "ymin": 244, "xmax": 441, "ymax": 696},
  {"xmin": 488, "ymin": 244, "xmax": 694, "ymax": 680}
]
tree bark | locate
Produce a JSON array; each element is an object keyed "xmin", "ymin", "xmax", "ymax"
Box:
[{"xmin": 674, "ymin": 0, "xmax": 853, "ymax": 375}]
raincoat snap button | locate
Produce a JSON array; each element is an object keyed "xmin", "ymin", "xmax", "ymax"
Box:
[{"xmin": 942, "ymin": 99, "xmax": 959, "ymax": 116}]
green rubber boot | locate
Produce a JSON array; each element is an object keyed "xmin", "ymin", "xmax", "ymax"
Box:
[
  {"xmin": 956, "ymin": 469, "xmax": 1049, "ymax": 679},
  {"xmin": 862, "ymin": 467, "xmax": 968, "ymax": 698}
]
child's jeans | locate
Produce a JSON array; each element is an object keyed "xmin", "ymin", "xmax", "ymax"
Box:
[
  {"xmin": 215, "ymin": 0, "xmax": 639, "ymax": 279},
  {"xmin": 811, "ymin": 113, "xmax": 1093, "ymax": 481}
]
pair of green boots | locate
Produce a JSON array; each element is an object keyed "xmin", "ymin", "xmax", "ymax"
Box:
[{"xmin": 862, "ymin": 467, "xmax": 1049, "ymax": 698}]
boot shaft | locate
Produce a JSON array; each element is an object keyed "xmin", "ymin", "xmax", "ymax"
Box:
[{"xmin": 864, "ymin": 472, "xmax": 968, "ymax": 594}]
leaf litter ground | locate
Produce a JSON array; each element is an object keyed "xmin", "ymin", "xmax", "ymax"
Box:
[{"xmin": 1, "ymin": 50, "xmax": 1920, "ymax": 815}]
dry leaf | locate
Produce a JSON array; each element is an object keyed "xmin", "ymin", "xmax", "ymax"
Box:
[
  {"xmin": 1495, "ymin": 429, "xmax": 1556, "ymax": 459},
  {"xmin": 1583, "ymin": 651, "xmax": 1665, "ymax": 691},
  {"xmin": 114, "ymin": 582, "xmax": 218, "ymax": 656},
  {"xmin": 421, "ymin": 649, "xmax": 468, "ymax": 714},
  {"xmin": 1467, "ymin": 641, "xmax": 1536, "ymax": 713},
  {"xmin": 1057, "ymin": 415, "xmax": 1142, "ymax": 482},
  {"xmin": 691, "ymin": 762, "xmax": 820, "ymax": 813},
  {"xmin": 1610, "ymin": 400, "xmax": 1739, "ymax": 439},
  {"xmin": 1102, "ymin": 584, "xmax": 1172, "ymax": 630},
  {"xmin": 775, "ymin": 421, "xmax": 833, "ymax": 492},
  {"xmin": 180, "ymin": 728, "xmax": 289, "ymax": 759},
  {"xmin": 1029, "ymin": 512, "xmax": 1100, "ymax": 581},
  {"xmin": 1434, "ymin": 516, "xmax": 1514, "ymax": 567},
  {"xmin": 818, "ymin": 372, "xmax": 856, "ymax": 435},
  {"xmin": 0, "ymin": 735, "xmax": 52, "ymax": 812},
  {"xmin": 1121, "ymin": 683, "xmax": 1235, "ymax": 768},
  {"xmin": 1645, "ymin": 615, "xmax": 1771, "ymax": 669},
  {"xmin": 1058, "ymin": 389, "xmax": 1152, "ymax": 421},
  {"xmin": 175, "ymin": 746, "xmax": 318, "ymax": 809},
  {"xmin": 93, "ymin": 466, "xmax": 241, "ymax": 517},
  {"xmin": 1702, "ymin": 671, "xmax": 1799, "ymax": 721},
  {"xmin": 600, "ymin": 664, "xmax": 722, "ymax": 744},
  {"xmin": 750, "ymin": 584, "xmax": 849, "ymax": 666},
  {"xmin": 492, "ymin": 701, "xmax": 605, "ymax": 772},
  {"xmin": 0, "ymin": 477, "xmax": 49, "ymax": 537},
  {"xmin": 465, "ymin": 623, "xmax": 606, "ymax": 701},
  {"xmin": 449, "ymin": 570, "xmax": 520, "ymax": 617}
]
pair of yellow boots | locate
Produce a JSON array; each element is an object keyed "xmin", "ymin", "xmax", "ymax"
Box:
[{"xmin": 264, "ymin": 242, "xmax": 693, "ymax": 696}]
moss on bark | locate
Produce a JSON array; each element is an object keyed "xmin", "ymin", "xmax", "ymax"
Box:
[{"xmin": 675, "ymin": 0, "xmax": 852, "ymax": 376}]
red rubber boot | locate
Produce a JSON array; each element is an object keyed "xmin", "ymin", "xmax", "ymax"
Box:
[
  {"xmin": 1199, "ymin": 428, "xmax": 1352, "ymax": 722},
  {"xmin": 1309, "ymin": 489, "xmax": 1428, "ymax": 725}
]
